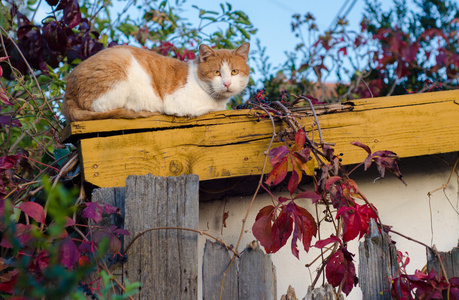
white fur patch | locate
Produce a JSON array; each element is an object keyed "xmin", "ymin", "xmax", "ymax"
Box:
[{"xmin": 91, "ymin": 56, "xmax": 163, "ymax": 113}]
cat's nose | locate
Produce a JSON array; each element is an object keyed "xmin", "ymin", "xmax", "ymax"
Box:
[{"xmin": 224, "ymin": 81, "xmax": 231, "ymax": 89}]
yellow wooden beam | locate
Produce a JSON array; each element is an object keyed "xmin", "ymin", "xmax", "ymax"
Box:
[{"xmin": 64, "ymin": 90, "xmax": 459, "ymax": 188}]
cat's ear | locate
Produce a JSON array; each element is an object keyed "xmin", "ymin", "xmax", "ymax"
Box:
[
  {"xmin": 199, "ymin": 44, "xmax": 215, "ymax": 62},
  {"xmin": 234, "ymin": 42, "xmax": 250, "ymax": 61}
]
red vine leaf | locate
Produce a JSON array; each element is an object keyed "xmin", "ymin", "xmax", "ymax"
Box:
[
  {"xmin": 252, "ymin": 205, "xmax": 276, "ymax": 251},
  {"xmin": 268, "ymin": 145, "xmax": 289, "ymax": 166},
  {"xmin": 293, "ymin": 191, "xmax": 322, "ymax": 203},
  {"xmin": 0, "ymin": 270, "xmax": 18, "ymax": 293},
  {"xmin": 265, "ymin": 156, "xmax": 288, "ymax": 186},
  {"xmin": 325, "ymin": 176, "xmax": 341, "ymax": 191},
  {"xmin": 292, "ymin": 129, "xmax": 306, "ymax": 152},
  {"xmin": 253, "ymin": 201, "xmax": 317, "ymax": 258},
  {"xmin": 266, "ymin": 129, "xmax": 312, "ymax": 195},
  {"xmin": 19, "ymin": 202, "xmax": 46, "ymax": 224},
  {"xmin": 372, "ymin": 151, "xmax": 407, "ymax": 185},
  {"xmin": 314, "ymin": 235, "xmax": 340, "ymax": 249},
  {"xmin": 0, "ymin": 224, "xmax": 33, "ymax": 248},
  {"xmin": 325, "ymin": 248, "xmax": 358, "ymax": 295},
  {"xmin": 58, "ymin": 237, "xmax": 80, "ymax": 269},
  {"xmin": 337, "ymin": 203, "xmax": 378, "ymax": 242}
]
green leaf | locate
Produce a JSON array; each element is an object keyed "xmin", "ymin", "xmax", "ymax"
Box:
[{"xmin": 236, "ymin": 25, "xmax": 251, "ymax": 39}]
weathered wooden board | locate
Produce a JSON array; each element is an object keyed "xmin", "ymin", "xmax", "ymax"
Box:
[
  {"xmin": 65, "ymin": 90, "xmax": 459, "ymax": 187},
  {"xmin": 202, "ymin": 240, "xmax": 238, "ymax": 300},
  {"xmin": 123, "ymin": 174, "xmax": 199, "ymax": 300},
  {"xmin": 238, "ymin": 245, "xmax": 277, "ymax": 300},
  {"xmin": 358, "ymin": 219, "xmax": 399, "ymax": 299},
  {"xmin": 202, "ymin": 239, "xmax": 277, "ymax": 300},
  {"xmin": 305, "ymin": 284, "xmax": 343, "ymax": 300},
  {"xmin": 427, "ymin": 246, "xmax": 459, "ymax": 279}
]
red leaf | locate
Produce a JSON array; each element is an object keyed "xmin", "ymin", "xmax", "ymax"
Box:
[
  {"xmin": 338, "ymin": 204, "xmax": 377, "ymax": 242},
  {"xmin": 314, "ymin": 235, "xmax": 340, "ymax": 249},
  {"xmin": 19, "ymin": 202, "xmax": 46, "ymax": 224},
  {"xmin": 272, "ymin": 210, "xmax": 293, "ymax": 253},
  {"xmin": 64, "ymin": 217, "xmax": 75, "ymax": 227},
  {"xmin": 59, "ymin": 237, "xmax": 80, "ymax": 269},
  {"xmin": 0, "ymin": 224, "xmax": 33, "ymax": 248},
  {"xmin": 288, "ymin": 170, "xmax": 300, "ymax": 195},
  {"xmin": 292, "ymin": 129, "xmax": 306, "ymax": 152},
  {"xmin": 253, "ymin": 214, "xmax": 274, "ymax": 251},
  {"xmin": 325, "ymin": 176, "xmax": 341, "ymax": 191},
  {"xmin": 103, "ymin": 203, "xmax": 120, "ymax": 215},
  {"xmin": 268, "ymin": 146, "xmax": 289, "ymax": 166},
  {"xmin": 0, "ymin": 270, "xmax": 18, "ymax": 293},
  {"xmin": 113, "ymin": 228, "xmax": 130, "ymax": 236},
  {"xmin": 35, "ymin": 250, "xmax": 50, "ymax": 272},
  {"xmin": 338, "ymin": 47, "xmax": 347, "ymax": 56},
  {"xmin": 372, "ymin": 151, "xmax": 407, "ymax": 185},
  {"xmin": 252, "ymin": 206, "xmax": 276, "ymax": 251},
  {"xmin": 294, "ymin": 191, "xmax": 322, "ymax": 203},
  {"xmin": 293, "ymin": 148, "xmax": 311, "ymax": 163},
  {"xmin": 286, "ymin": 202, "xmax": 317, "ymax": 258},
  {"xmin": 0, "ymin": 91, "xmax": 12, "ymax": 106},
  {"xmin": 0, "ymin": 155, "xmax": 20, "ymax": 171},
  {"xmin": 265, "ymin": 156, "xmax": 288, "ymax": 186},
  {"xmin": 325, "ymin": 248, "xmax": 357, "ymax": 295},
  {"xmin": 82, "ymin": 202, "xmax": 104, "ymax": 223}
]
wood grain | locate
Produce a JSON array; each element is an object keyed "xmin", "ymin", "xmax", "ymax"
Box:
[
  {"xmin": 65, "ymin": 90, "xmax": 459, "ymax": 187},
  {"xmin": 123, "ymin": 174, "xmax": 199, "ymax": 300},
  {"xmin": 358, "ymin": 219, "xmax": 398, "ymax": 299}
]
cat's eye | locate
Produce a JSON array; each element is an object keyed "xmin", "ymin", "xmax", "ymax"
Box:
[
  {"xmin": 231, "ymin": 69, "xmax": 239, "ymax": 75},
  {"xmin": 214, "ymin": 70, "xmax": 221, "ymax": 76}
]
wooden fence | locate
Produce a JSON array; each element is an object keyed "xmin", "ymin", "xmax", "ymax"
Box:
[
  {"xmin": 89, "ymin": 174, "xmax": 458, "ymax": 299},
  {"xmin": 92, "ymin": 174, "xmax": 276, "ymax": 300}
]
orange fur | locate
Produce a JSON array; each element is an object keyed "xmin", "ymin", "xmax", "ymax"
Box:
[{"xmin": 62, "ymin": 43, "xmax": 250, "ymax": 122}]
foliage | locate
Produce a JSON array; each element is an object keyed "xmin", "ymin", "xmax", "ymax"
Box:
[
  {"xmin": 0, "ymin": 177, "xmax": 129, "ymax": 298},
  {"xmin": 247, "ymin": 90, "xmax": 457, "ymax": 297},
  {"xmin": 256, "ymin": 0, "xmax": 459, "ymax": 103},
  {"xmin": 390, "ymin": 251, "xmax": 459, "ymax": 299},
  {"xmin": 0, "ymin": 0, "xmax": 256, "ymax": 297},
  {"xmin": 0, "ymin": 0, "xmax": 457, "ymax": 298}
]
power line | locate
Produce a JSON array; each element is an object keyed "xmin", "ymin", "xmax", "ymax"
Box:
[{"xmin": 327, "ymin": 0, "xmax": 358, "ymax": 31}]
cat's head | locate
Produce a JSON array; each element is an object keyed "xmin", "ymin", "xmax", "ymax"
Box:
[{"xmin": 196, "ymin": 42, "xmax": 250, "ymax": 100}]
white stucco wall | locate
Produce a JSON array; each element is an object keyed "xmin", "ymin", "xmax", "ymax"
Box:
[{"xmin": 197, "ymin": 153, "xmax": 459, "ymax": 299}]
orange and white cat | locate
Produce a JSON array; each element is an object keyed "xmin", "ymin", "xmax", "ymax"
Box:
[{"xmin": 62, "ymin": 42, "xmax": 250, "ymax": 121}]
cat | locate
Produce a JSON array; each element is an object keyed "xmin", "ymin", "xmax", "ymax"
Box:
[{"xmin": 61, "ymin": 42, "xmax": 250, "ymax": 122}]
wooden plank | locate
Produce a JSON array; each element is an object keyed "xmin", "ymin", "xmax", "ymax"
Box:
[
  {"xmin": 238, "ymin": 244, "xmax": 277, "ymax": 300},
  {"xmin": 123, "ymin": 174, "xmax": 198, "ymax": 300},
  {"xmin": 358, "ymin": 219, "xmax": 398, "ymax": 299},
  {"xmin": 202, "ymin": 240, "xmax": 238, "ymax": 300},
  {"xmin": 77, "ymin": 90, "xmax": 459, "ymax": 187},
  {"xmin": 62, "ymin": 90, "xmax": 459, "ymax": 139},
  {"xmin": 426, "ymin": 246, "xmax": 459, "ymax": 279}
]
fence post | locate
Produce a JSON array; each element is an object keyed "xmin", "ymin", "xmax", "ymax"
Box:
[
  {"xmin": 238, "ymin": 243, "xmax": 277, "ymax": 300},
  {"xmin": 122, "ymin": 174, "xmax": 199, "ymax": 300},
  {"xmin": 358, "ymin": 219, "xmax": 398, "ymax": 299},
  {"xmin": 304, "ymin": 284, "xmax": 342, "ymax": 300},
  {"xmin": 426, "ymin": 245, "xmax": 459, "ymax": 279},
  {"xmin": 202, "ymin": 240, "xmax": 238, "ymax": 300}
]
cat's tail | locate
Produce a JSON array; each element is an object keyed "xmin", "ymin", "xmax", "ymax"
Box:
[{"xmin": 62, "ymin": 100, "xmax": 159, "ymax": 122}]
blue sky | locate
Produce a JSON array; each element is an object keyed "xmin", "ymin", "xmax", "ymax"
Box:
[{"xmin": 177, "ymin": 0, "xmax": 393, "ymax": 69}]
